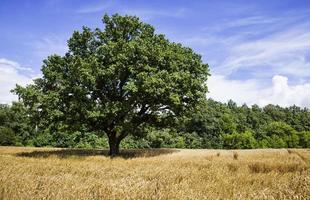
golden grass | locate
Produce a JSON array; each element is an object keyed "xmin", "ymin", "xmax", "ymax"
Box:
[
  {"xmin": 0, "ymin": 147, "xmax": 309, "ymax": 200},
  {"xmin": 233, "ymin": 151, "xmax": 239, "ymax": 160}
]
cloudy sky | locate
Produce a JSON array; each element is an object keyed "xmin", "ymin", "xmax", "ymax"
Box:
[{"xmin": 1, "ymin": 0, "xmax": 310, "ymax": 107}]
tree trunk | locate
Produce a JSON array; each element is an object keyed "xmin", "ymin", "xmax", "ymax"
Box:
[{"xmin": 108, "ymin": 135, "xmax": 120, "ymax": 156}]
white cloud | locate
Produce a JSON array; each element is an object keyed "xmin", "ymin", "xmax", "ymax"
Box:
[
  {"xmin": 260, "ymin": 75, "xmax": 310, "ymax": 107},
  {"xmin": 0, "ymin": 58, "xmax": 34, "ymax": 104},
  {"xmin": 32, "ymin": 35, "xmax": 68, "ymax": 59},
  {"xmin": 208, "ymin": 75, "xmax": 310, "ymax": 108},
  {"xmin": 1, "ymin": 58, "xmax": 309, "ymax": 108},
  {"xmin": 190, "ymin": 13, "xmax": 310, "ymax": 108},
  {"xmin": 205, "ymin": 15, "xmax": 282, "ymax": 33},
  {"xmin": 224, "ymin": 16, "xmax": 280, "ymax": 27},
  {"xmin": 215, "ymin": 23, "xmax": 310, "ymax": 78},
  {"xmin": 207, "ymin": 75, "xmax": 263, "ymax": 106},
  {"xmin": 178, "ymin": 13, "xmax": 310, "ymax": 80}
]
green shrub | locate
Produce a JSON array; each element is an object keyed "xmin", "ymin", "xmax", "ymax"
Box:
[
  {"xmin": 33, "ymin": 132, "xmax": 53, "ymax": 147},
  {"xmin": 174, "ymin": 136, "xmax": 186, "ymax": 148},
  {"xmin": 52, "ymin": 131, "xmax": 81, "ymax": 148},
  {"xmin": 121, "ymin": 136, "xmax": 150, "ymax": 149},
  {"xmin": 256, "ymin": 139, "xmax": 270, "ymax": 148},
  {"xmin": 95, "ymin": 137, "xmax": 109, "ymax": 148},
  {"xmin": 266, "ymin": 135, "xmax": 286, "ymax": 148},
  {"xmin": 181, "ymin": 132, "xmax": 203, "ymax": 148},
  {"xmin": 222, "ymin": 130, "xmax": 257, "ymax": 149},
  {"xmin": 0, "ymin": 126, "xmax": 16, "ymax": 146},
  {"xmin": 298, "ymin": 131, "xmax": 310, "ymax": 148},
  {"xmin": 75, "ymin": 133, "xmax": 109, "ymax": 149},
  {"xmin": 146, "ymin": 129, "xmax": 173, "ymax": 148},
  {"xmin": 263, "ymin": 122, "xmax": 299, "ymax": 148}
]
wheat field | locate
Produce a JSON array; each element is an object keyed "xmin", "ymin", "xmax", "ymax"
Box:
[{"xmin": 0, "ymin": 147, "xmax": 309, "ymax": 200}]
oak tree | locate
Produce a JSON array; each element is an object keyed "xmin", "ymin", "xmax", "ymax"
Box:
[{"xmin": 14, "ymin": 14, "xmax": 210, "ymax": 155}]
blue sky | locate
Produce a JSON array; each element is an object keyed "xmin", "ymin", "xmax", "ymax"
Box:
[{"xmin": 1, "ymin": 0, "xmax": 310, "ymax": 107}]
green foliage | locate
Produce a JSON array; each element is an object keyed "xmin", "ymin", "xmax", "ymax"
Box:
[
  {"xmin": 266, "ymin": 135, "xmax": 286, "ymax": 148},
  {"xmin": 146, "ymin": 129, "xmax": 179, "ymax": 148},
  {"xmin": 0, "ymin": 103, "xmax": 34, "ymax": 145},
  {"xmin": 120, "ymin": 136, "xmax": 150, "ymax": 149},
  {"xmin": 256, "ymin": 139, "xmax": 270, "ymax": 148},
  {"xmin": 33, "ymin": 132, "xmax": 53, "ymax": 147},
  {"xmin": 263, "ymin": 122, "xmax": 299, "ymax": 148},
  {"xmin": 0, "ymin": 127, "xmax": 16, "ymax": 146},
  {"xmin": 180, "ymin": 132, "xmax": 203, "ymax": 148},
  {"xmin": 75, "ymin": 133, "xmax": 109, "ymax": 149},
  {"xmin": 1, "ymin": 98, "xmax": 310, "ymax": 149},
  {"xmin": 181, "ymin": 99, "xmax": 232, "ymax": 149},
  {"xmin": 297, "ymin": 131, "xmax": 310, "ymax": 148},
  {"xmin": 52, "ymin": 131, "xmax": 80, "ymax": 148},
  {"xmin": 222, "ymin": 131, "xmax": 257, "ymax": 149}
]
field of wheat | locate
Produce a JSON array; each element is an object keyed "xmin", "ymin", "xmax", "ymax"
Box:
[{"xmin": 0, "ymin": 147, "xmax": 309, "ymax": 200}]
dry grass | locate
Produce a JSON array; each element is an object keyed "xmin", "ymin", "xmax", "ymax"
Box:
[
  {"xmin": 233, "ymin": 151, "xmax": 239, "ymax": 160},
  {"xmin": 0, "ymin": 147, "xmax": 309, "ymax": 200}
]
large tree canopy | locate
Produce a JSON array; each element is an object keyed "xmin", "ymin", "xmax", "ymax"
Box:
[{"xmin": 14, "ymin": 14, "xmax": 210, "ymax": 155}]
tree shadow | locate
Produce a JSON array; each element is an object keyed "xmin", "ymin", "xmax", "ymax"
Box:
[{"xmin": 15, "ymin": 148, "xmax": 179, "ymax": 159}]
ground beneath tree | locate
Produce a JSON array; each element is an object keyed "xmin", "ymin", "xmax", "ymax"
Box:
[{"xmin": 0, "ymin": 147, "xmax": 309, "ymax": 199}]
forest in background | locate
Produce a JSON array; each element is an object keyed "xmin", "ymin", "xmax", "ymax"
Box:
[{"xmin": 1, "ymin": 98, "xmax": 309, "ymax": 149}]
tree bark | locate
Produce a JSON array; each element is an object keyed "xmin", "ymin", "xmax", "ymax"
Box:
[{"xmin": 108, "ymin": 134, "xmax": 121, "ymax": 156}]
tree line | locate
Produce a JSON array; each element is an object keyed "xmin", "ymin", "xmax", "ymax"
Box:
[{"xmin": 1, "ymin": 99, "xmax": 309, "ymax": 149}]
